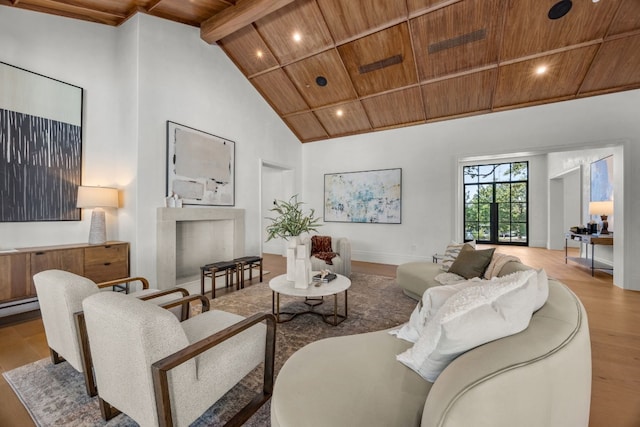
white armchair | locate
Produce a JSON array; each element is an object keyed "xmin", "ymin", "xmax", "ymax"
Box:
[
  {"xmin": 82, "ymin": 291, "xmax": 276, "ymax": 427},
  {"xmin": 32, "ymin": 269, "xmax": 197, "ymax": 396},
  {"xmin": 303, "ymin": 235, "xmax": 351, "ymax": 277}
]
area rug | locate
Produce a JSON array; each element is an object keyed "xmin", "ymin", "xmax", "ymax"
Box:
[{"xmin": 3, "ymin": 272, "xmax": 416, "ymax": 426}]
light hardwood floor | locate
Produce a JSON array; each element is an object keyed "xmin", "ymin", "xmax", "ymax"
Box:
[{"xmin": 0, "ymin": 247, "xmax": 638, "ymax": 426}]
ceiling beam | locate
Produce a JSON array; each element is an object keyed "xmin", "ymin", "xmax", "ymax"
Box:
[{"xmin": 200, "ymin": 0, "xmax": 296, "ymax": 44}]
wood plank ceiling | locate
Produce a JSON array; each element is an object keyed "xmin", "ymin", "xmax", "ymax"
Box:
[{"xmin": 4, "ymin": 0, "xmax": 640, "ymax": 143}]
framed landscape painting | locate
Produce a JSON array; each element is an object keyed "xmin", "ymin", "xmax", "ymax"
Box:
[
  {"xmin": 166, "ymin": 121, "xmax": 235, "ymax": 206},
  {"xmin": 0, "ymin": 62, "xmax": 83, "ymax": 222},
  {"xmin": 324, "ymin": 168, "xmax": 401, "ymax": 223}
]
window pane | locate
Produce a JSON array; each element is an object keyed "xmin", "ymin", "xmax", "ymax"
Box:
[
  {"xmin": 511, "ymin": 183, "xmax": 527, "ymax": 201},
  {"xmin": 512, "ymin": 203, "xmax": 527, "ymax": 221},
  {"xmin": 498, "ymin": 203, "xmax": 511, "ymax": 222},
  {"xmin": 479, "ymin": 203, "xmax": 491, "ymax": 221},
  {"xmin": 512, "ymin": 162, "xmax": 528, "ymax": 180},
  {"xmin": 465, "ymin": 204, "xmax": 478, "ymax": 221},
  {"xmin": 494, "ymin": 163, "xmax": 511, "ymax": 181},
  {"xmin": 465, "ymin": 185, "xmax": 479, "ymax": 203},
  {"xmin": 478, "ymin": 184, "xmax": 493, "ymax": 202},
  {"xmin": 465, "ymin": 224, "xmax": 478, "ymax": 241},
  {"xmin": 478, "ymin": 165, "xmax": 494, "ymax": 183},
  {"xmin": 464, "ymin": 166, "xmax": 479, "ymax": 183},
  {"xmin": 498, "ymin": 224, "xmax": 511, "ymax": 241},
  {"xmin": 495, "ymin": 183, "xmax": 510, "ymax": 202},
  {"xmin": 479, "ymin": 223, "xmax": 491, "ymax": 241},
  {"xmin": 516, "ymin": 224, "xmax": 527, "ymax": 241}
]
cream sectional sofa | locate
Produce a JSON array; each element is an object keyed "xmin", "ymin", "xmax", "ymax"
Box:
[
  {"xmin": 271, "ymin": 261, "xmax": 591, "ymax": 427},
  {"xmin": 396, "ymin": 259, "xmax": 529, "ymax": 301}
]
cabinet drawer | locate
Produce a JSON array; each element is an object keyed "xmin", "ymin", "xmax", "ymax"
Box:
[
  {"xmin": 84, "ymin": 244, "xmax": 128, "ymax": 266},
  {"xmin": 84, "ymin": 260, "xmax": 128, "ymax": 283},
  {"xmin": 83, "ymin": 243, "xmax": 129, "ymax": 283}
]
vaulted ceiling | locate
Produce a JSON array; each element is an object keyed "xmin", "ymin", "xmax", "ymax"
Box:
[{"xmin": 4, "ymin": 0, "xmax": 640, "ymax": 142}]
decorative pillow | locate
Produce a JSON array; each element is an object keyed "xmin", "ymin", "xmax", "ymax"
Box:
[
  {"xmin": 440, "ymin": 240, "xmax": 475, "ymax": 271},
  {"xmin": 396, "ymin": 269, "xmax": 538, "ymax": 382},
  {"xmin": 448, "ymin": 247, "xmax": 496, "ymax": 279},
  {"xmin": 390, "ymin": 278, "xmax": 481, "ymax": 343}
]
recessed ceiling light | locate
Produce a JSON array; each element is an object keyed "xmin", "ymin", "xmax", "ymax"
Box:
[
  {"xmin": 293, "ymin": 32, "xmax": 302, "ymax": 42},
  {"xmin": 548, "ymin": 0, "xmax": 572, "ymax": 19},
  {"xmin": 256, "ymin": 50, "xmax": 263, "ymax": 58},
  {"xmin": 536, "ymin": 65, "xmax": 548, "ymax": 75},
  {"xmin": 336, "ymin": 109, "xmax": 343, "ymax": 117},
  {"xmin": 315, "ymin": 76, "xmax": 327, "ymax": 87}
]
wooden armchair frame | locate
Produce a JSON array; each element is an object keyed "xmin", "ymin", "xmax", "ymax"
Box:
[{"xmin": 141, "ymin": 313, "xmax": 277, "ymax": 427}]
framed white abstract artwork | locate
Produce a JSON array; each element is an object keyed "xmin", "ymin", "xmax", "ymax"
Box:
[{"xmin": 166, "ymin": 121, "xmax": 235, "ymax": 206}]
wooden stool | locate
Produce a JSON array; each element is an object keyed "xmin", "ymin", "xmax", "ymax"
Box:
[
  {"xmin": 200, "ymin": 261, "xmax": 240, "ymax": 299},
  {"xmin": 234, "ymin": 256, "xmax": 263, "ymax": 288}
]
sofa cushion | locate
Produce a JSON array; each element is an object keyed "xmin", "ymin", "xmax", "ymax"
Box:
[
  {"xmin": 447, "ymin": 247, "xmax": 495, "ymax": 279},
  {"xmin": 396, "ymin": 262, "xmax": 444, "ymax": 300},
  {"xmin": 441, "ymin": 241, "xmax": 475, "ymax": 271},
  {"xmin": 497, "ymin": 260, "xmax": 532, "ymax": 276},
  {"xmin": 271, "ymin": 330, "xmax": 432, "ymax": 427},
  {"xmin": 397, "ymin": 269, "xmax": 538, "ymax": 381}
]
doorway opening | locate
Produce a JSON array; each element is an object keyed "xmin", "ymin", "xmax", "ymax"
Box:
[
  {"xmin": 259, "ymin": 160, "xmax": 295, "ymax": 255},
  {"xmin": 463, "ymin": 161, "xmax": 529, "ymax": 245}
]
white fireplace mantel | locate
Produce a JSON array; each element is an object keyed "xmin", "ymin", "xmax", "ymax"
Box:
[{"xmin": 156, "ymin": 207, "xmax": 245, "ymax": 290}]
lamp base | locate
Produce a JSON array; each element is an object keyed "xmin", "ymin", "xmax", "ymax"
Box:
[
  {"xmin": 600, "ymin": 215, "xmax": 610, "ymax": 235},
  {"xmin": 88, "ymin": 208, "xmax": 107, "ymax": 245}
]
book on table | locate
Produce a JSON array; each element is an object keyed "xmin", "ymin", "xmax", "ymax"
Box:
[{"xmin": 313, "ymin": 273, "xmax": 337, "ymax": 283}]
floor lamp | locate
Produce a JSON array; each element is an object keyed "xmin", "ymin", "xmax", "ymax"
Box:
[{"xmin": 77, "ymin": 186, "xmax": 119, "ymax": 245}]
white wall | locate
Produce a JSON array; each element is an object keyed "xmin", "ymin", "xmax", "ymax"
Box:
[
  {"xmin": 0, "ymin": 9, "xmax": 301, "ymax": 286},
  {"xmin": 0, "ymin": 8, "xmax": 121, "ymax": 247},
  {"xmin": 302, "ymin": 90, "xmax": 640, "ymax": 290},
  {"xmin": 133, "ymin": 14, "xmax": 301, "ymax": 284}
]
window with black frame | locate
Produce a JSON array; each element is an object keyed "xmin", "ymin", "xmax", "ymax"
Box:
[{"xmin": 463, "ymin": 161, "xmax": 528, "ymax": 245}]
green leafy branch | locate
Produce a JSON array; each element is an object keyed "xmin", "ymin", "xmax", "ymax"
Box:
[{"xmin": 265, "ymin": 195, "xmax": 322, "ymax": 241}]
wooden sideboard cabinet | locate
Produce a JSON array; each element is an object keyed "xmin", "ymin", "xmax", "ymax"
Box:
[{"xmin": 0, "ymin": 241, "xmax": 129, "ymax": 308}]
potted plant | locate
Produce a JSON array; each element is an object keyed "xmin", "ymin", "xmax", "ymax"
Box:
[
  {"xmin": 266, "ymin": 195, "xmax": 321, "ymax": 282},
  {"xmin": 265, "ymin": 195, "xmax": 321, "ymax": 242}
]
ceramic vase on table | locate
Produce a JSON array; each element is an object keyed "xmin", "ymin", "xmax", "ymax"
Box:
[
  {"xmin": 294, "ymin": 244, "xmax": 312, "ymax": 289},
  {"xmin": 286, "ymin": 236, "xmax": 301, "ymax": 281}
]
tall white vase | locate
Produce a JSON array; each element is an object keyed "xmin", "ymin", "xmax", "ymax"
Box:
[
  {"xmin": 285, "ymin": 236, "xmax": 301, "ymax": 281},
  {"xmin": 294, "ymin": 244, "xmax": 311, "ymax": 289}
]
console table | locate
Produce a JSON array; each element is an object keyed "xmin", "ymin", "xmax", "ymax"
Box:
[
  {"xmin": 0, "ymin": 241, "xmax": 129, "ymax": 313},
  {"xmin": 565, "ymin": 232, "xmax": 613, "ymax": 276}
]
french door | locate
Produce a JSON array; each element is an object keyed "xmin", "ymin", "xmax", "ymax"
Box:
[{"xmin": 463, "ymin": 162, "xmax": 528, "ymax": 245}]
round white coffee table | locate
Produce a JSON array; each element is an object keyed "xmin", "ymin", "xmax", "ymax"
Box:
[{"xmin": 269, "ymin": 273, "xmax": 351, "ymax": 326}]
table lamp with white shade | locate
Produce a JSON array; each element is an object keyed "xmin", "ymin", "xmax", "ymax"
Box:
[
  {"xmin": 76, "ymin": 186, "xmax": 119, "ymax": 245},
  {"xmin": 588, "ymin": 200, "xmax": 613, "ymax": 235}
]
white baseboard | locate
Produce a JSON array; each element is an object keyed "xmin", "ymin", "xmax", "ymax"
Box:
[
  {"xmin": 0, "ymin": 298, "xmax": 39, "ymax": 318},
  {"xmin": 351, "ymin": 250, "xmax": 432, "ymax": 266}
]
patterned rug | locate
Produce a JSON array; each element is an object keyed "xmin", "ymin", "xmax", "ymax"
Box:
[{"xmin": 3, "ymin": 272, "xmax": 415, "ymax": 426}]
